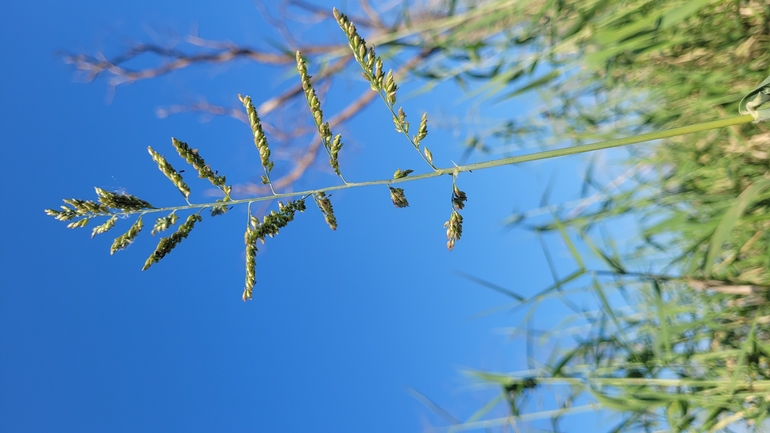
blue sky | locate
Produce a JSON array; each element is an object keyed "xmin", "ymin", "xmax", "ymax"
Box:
[{"xmin": 1, "ymin": 1, "xmax": 635, "ymax": 432}]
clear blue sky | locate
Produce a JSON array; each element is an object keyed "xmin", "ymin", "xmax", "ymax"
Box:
[{"xmin": 1, "ymin": 1, "xmax": 633, "ymax": 431}]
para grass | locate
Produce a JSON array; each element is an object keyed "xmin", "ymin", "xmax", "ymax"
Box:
[
  {"xmin": 46, "ymin": 7, "xmax": 769, "ymax": 304},
  {"xmin": 48, "ymin": 4, "xmax": 770, "ymax": 431}
]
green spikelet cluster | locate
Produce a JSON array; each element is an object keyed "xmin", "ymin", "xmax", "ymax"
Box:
[
  {"xmin": 47, "ymin": 199, "xmax": 107, "ymax": 221},
  {"xmin": 243, "ymin": 226, "xmax": 258, "ymax": 302},
  {"xmin": 444, "ymin": 184, "xmax": 468, "ymax": 251},
  {"xmin": 210, "ymin": 202, "xmax": 231, "ymax": 217},
  {"xmin": 148, "ymin": 146, "xmax": 190, "ymax": 198},
  {"xmin": 413, "ymin": 113, "xmax": 428, "ymax": 147},
  {"xmin": 67, "ymin": 218, "xmax": 89, "ymax": 229},
  {"xmin": 172, "ymin": 138, "xmax": 231, "ymax": 198},
  {"xmin": 251, "ymin": 200, "xmax": 307, "ymax": 243},
  {"xmin": 333, "ymin": 8, "xmax": 386, "ymax": 94},
  {"xmin": 239, "ymin": 94, "xmax": 274, "ymax": 182},
  {"xmin": 95, "ymin": 187, "xmax": 154, "ymax": 211},
  {"xmin": 111, "ymin": 217, "xmax": 144, "ymax": 254},
  {"xmin": 142, "ymin": 214, "xmax": 202, "ymax": 271},
  {"xmin": 296, "ymin": 51, "xmax": 344, "ymax": 177},
  {"xmin": 393, "ymin": 169, "xmax": 414, "ymax": 180},
  {"xmin": 388, "ymin": 187, "xmax": 409, "ymax": 208},
  {"xmin": 333, "ymin": 7, "xmax": 398, "ymax": 105},
  {"xmin": 91, "ymin": 215, "xmax": 117, "ymax": 238},
  {"xmin": 313, "ymin": 192, "xmax": 338, "ymax": 230},
  {"xmin": 242, "ymin": 199, "xmax": 307, "ymax": 301},
  {"xmin": 46, "ymin": 189, "xmax": 152, "ymax": 229},
  {"xmin": 334, "ymin": 8, "xmax": 434, "ymax": 169},
  {"xmin": 152, "ymin": 213, "xmax": 178, "ymax": 236}
]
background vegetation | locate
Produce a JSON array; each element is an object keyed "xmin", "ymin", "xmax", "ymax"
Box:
[{"xmin": 62, "ymin": 0, "xmax": 770, "ymax": 431}]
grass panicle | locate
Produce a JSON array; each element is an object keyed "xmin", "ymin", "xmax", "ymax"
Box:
[{"xmin": 47, "ymin": 8, "xmax": 767, "ymax": 311}]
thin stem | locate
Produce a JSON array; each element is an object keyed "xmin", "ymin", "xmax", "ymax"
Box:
[
  {"xmin": 86, "ymin": 114, "xmax": 756, "ymax": 219},
  {"xmin": 378, "ymin": 92, "xmax": 438, "ymax": 170},
  {"xmin": 264, "ymin": 172, "xmax": 277, "ymax": 195}
]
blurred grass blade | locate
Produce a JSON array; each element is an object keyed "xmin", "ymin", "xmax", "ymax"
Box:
[
  {"xmin": 495, "ymin": 70, "xmax": 561, "ymax": 103},
  {"xmin": 651, "ymin": 279, "xmax": 672, "ymax": 360},
  {"xmin": 552, "ymin": 217, "xmax": 585, "ymax": 270},
  {"xmin": 705, "ymin": 179, "xmax": 770, "ymax": 276},
  {"xmin": 455, "ymin": 271, "xmax": 525, "ymax": 301}
]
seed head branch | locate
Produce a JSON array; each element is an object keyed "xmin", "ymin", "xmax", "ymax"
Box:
[
  {"xmin": 240, "ymin": 94, "xmax": 276, "ymax": 194},
  {"xmin": 296, "ymin": 51, "xmax": 347, "ymax": 181},
  {"xmin": 333, "ymin": 7, "xmax": 439, "ymax": 171}
]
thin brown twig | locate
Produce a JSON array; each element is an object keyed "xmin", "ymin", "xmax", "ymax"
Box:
[
  {"xmin": 288, "ymin": 0, "xmax": 380, "ymax": 28},
  {"xmin": 64, "ymin": 40, "xmax": 346, "ymax": 88},
  {"xmin": 360, "ymin": 0, "xmax": 386, "ymax": 29},
  {"xmin": 253, "ymin": 0, "xmax": 302, "ymax": 49},
  {"xmin": 155, "ymin": 99, "xmax": 316, "ymax": 141}
]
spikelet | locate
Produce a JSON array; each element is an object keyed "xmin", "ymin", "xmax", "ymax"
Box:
[
  {"xmin": 444, "ymin": 210, "xmax": 463, "ymax": 251},
  {"xmin": 393, "ymin": 169, "xmax": 414, "ymax": 179},
  {"xmin": 67, "ymin": 218, "xmax": 89, "ymax": 229},
  {"xmin": 314, "ymin": 192, "xmax": 338, "ymax": 230},
  {"xmin": 413, "ymin": 113, "xmax": 428, "ymax": 147},
  {"xmin": 389, "ymin": 187, "xmax": 409, "ymax": 208},
  {"xmin": 444, "ymin": 184, "xmax": 468, "ymax": 251}
]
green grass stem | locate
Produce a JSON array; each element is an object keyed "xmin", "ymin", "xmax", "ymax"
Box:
[{"xmin": 83, "ymin": 114, "xmax": 758, "ymax": 218}]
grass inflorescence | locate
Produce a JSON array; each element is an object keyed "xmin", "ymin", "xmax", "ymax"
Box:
[
  {"xmin": 46, "ymin": 3, "xmax": 770, "ymax": 430},
  {"xmin": 45, "ymin": 6, "xmax": 767, "ymax": 307}
]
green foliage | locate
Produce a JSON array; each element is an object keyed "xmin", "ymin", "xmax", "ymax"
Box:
[{"xmin": 436, "ymin": 0, "xmax": 770, "ymax": 431}]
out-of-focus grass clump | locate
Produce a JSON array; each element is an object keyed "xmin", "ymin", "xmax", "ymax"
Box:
[{"xmin": 449, "ymin": 1, "xmax": 770, "ymax": 431}]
